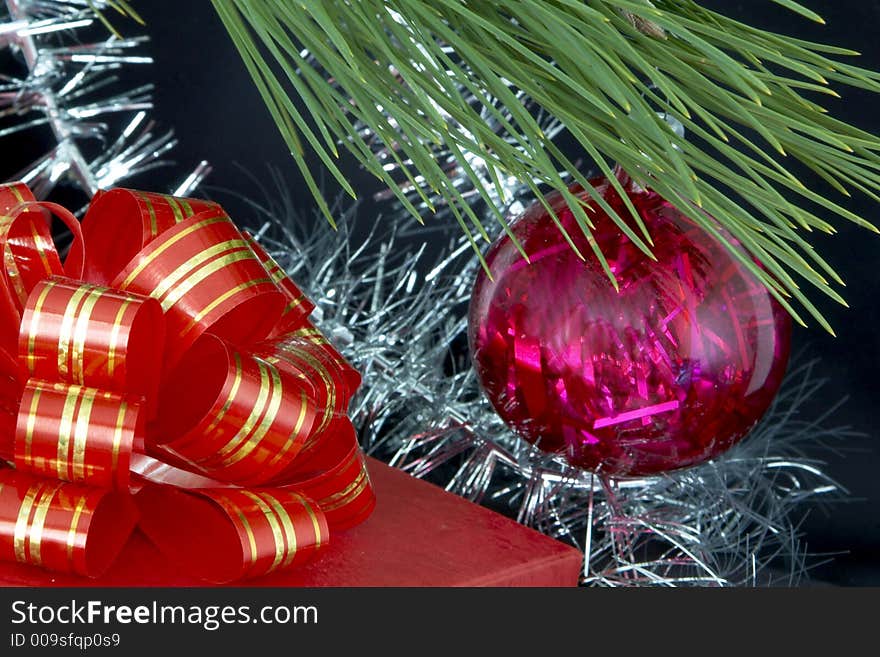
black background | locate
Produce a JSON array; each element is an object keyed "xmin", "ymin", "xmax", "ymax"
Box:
[{"xmin": 5, "ymin": 1, "xmax": 880, "ymax": 585}]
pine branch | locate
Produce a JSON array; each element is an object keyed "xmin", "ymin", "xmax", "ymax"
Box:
[{"xmin": 211, "ymin": 0, "xmax": 880, "ymax": 333}]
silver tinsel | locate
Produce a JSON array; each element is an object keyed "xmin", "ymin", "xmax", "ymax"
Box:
[
  {"xmin": 237, "ymin": 170, "xmax": 851, "ymax": 587},
  {"xmin": 0, "ymin": 0, "xmax": 208, "ymax": 201}
]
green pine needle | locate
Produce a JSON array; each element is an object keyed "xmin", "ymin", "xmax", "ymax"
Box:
[
  {"xmin": 211, "ymin": 0, "xmax": 880, "ymax": 334},
  {"xmin": 85, "ymin": 0, "xmax": 144, "ymax": 37}
]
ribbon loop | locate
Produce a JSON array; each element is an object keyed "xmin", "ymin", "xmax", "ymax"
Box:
[
  {"xmin": 0, "ymin": 469, "xmax": 138, "ymax": 577},
  {"xmin": 153, "ymin": 335, "xmax": 317, "ymax": 486},
  {"xmin": 73, "ymin": 188, "xmax": 225, "ymax": 286},
  {"xmin": 282, "ymin": 321, "xmax": 362, "ymax": 398},
  {"xmin": 18, "ymin": 278, "xmax": 164, "ymax": 402},
  {"xmin": 0, "ymin": 193, "xmax": 85, "ymax": 313},
  {"xmin": 137, "ymin": 485, "xmax": 327, "ymax": 583},
  {"xmin": 14, "ymin": 380, "xmax": 141, "ymax": 489},
  {"xmin": 280, "ymin": 419, "xmax": 375, "ymax": 531},
  {"xmin": 111, "ymin": 212, "xmax": 286, "ymax": 367}
]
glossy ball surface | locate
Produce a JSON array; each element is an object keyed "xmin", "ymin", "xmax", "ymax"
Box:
[{"xmin": 468, "ymin": 179, "xmax": 792, "ymax": 476}]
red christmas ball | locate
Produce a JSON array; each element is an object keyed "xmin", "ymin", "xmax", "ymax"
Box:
[{"xmin": 468, "ymin": 176, "xmax": 792, "ymax": 476}]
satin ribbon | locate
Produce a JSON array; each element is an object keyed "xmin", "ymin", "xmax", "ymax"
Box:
[{"xmin": 0, "ymin": 183, "xmax": 374, "ymax": 583}]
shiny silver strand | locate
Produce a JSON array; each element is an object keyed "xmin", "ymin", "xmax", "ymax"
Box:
[
  {"xmin": 242, "ymin": 171, "xmax": 852, "ymax": 587},
  {"xmin": 1, "ymin": 0, "xmax": 208, "ymax": 200}
]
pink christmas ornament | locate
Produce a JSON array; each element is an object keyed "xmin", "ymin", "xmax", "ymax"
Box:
[{"xmin": 468, "ymin": 176, "xmax": 792, "ymax": 476}]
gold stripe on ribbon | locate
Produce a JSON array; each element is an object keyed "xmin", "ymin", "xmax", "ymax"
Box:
[
  {"xmin": 264, "ymin": 387, "xmax": 309, "ymax": 471},
  {"xmin": 160, "ymin": 249, "xmax": 255, "ymax": 313},
  {"xmin": 216, "ymin": 494, "xmax": 258, "ymax": 570},
  {"xmin": 178, "ymin": 198, "xmax": 194, "ymax": 217},
  {"xmin": 71, "ymin": 288, "xmax": 103, "ymax": 384},
  {"xmin": 283, "ymin": 296, "xmax": 307, "ymax": 315},
  {"xmin": 298, "ymin": 495, "xmax": 324, "ymax": 550},
  {"xmin": 178, "ymin": 277, "xmax": 272, "ymax": 338},
  {"xmin": 57, "ymin": 286, "xmax": 92, "ymax": 379},
  {"xmin": 56, "ymin": 385, "xmax": 83, "ymax": 480},
  {"xmin": 66, "ymin": 494, "xmax": 89, "ymax": 564},
  {"xmin": 163, "ymin": 195, "xmax": 184, "ymax": 223},
  {"xmin": 240, "ymin": 491, "xmax": 285, "ymax": 574},
  {"xmin": 311, "ymin": 448, "xmax": 360, "ymax": 511},
  {"xmin": 218, "ymin": 362, "xmax": 283, "ymax": 468},
  {"xmin": 106, "ymin": 298, "xmax": 134, "ymax": 378},
  {"xmin": 110, "ymin": 400, "xmax": 130, "ymax": 477},
  {"xmin": 27, "ymin": 484, "xmax": 62, "ymax": 566},
  {"xmin": 28, "ymin": 222, "xmax": 55, "ymax": 277},
  {"xmin": 151, "ymin": 239, "xmax": 248, "ymax": 302},
  {"xmin": 119, "ymin": 215, "xmax": 227, "ymax": 290},
  {"xmin": 203, "ymin": 359, "xmax": 271, "ymax": 465},
  {"xmin": 268, "ymin": 264, "xmax": 286, "ymax": 284},
  {"xmin": 274, "ymin": 344, "xmax": 335, "ymax": 432},
  {"xmin": 258, "ymin": 491, "xmax": 299, "ymax": 568},
  {"xmin": 137, "ymin": 192, "xmax": 159, "ymax": 238},
  {"xmin": 13, "ymin": 482, "xmax": 44, "ymax": 563},
  {"xmin": 9, "ymin": 184, "xmax": 24, "ymax": 203},
  {"xmin": 195, "ymin": 360, "xmax": 271, "ymax": 462},
  {"xmin": 320, "ymin": 468, "xmax": 369, "ymax": 514},
  {"xmin": 25, "ymin": 281, "xmax": 56, "ymax": 373},
  {"xmin": 202, "ymin": 353, "xmax": 243, "ymax": 435},
  {"xmin": 291, "ymin": 327, "xmax": 322, "ymax": 339},
  {"xmin": 3, "ymin": 247, "xmax": 28, "ymax": 307},
  {"xmin": 71, "ymin": 388, "xmax": 98, "ymax": 482},
  {"xmin": 22, "ymin": 386, "xmax": 43, "ymax": 468}
]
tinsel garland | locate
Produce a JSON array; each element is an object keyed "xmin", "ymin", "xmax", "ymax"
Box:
[
  {"xmin": 0, "ymin": 0, "xmax": 208, "ymax": 202},
  {"xmin": 238, "ymin": 172, "xmax": 853, "ymax": 587}
]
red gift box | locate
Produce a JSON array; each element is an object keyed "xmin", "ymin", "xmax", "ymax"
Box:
[{"xmin": 0, "ymin": 458, "xmax": 583, "ymax": 587}]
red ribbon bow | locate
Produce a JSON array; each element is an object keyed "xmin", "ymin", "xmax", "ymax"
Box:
[{"xmin": 0, "ymin": 182, "xmax": 374, "ymax": 583}]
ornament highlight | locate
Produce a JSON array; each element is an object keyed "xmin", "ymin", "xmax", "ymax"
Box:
[{"xmin": 468, "ymin": 177, "xmax": 792, "ymax": 476}]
